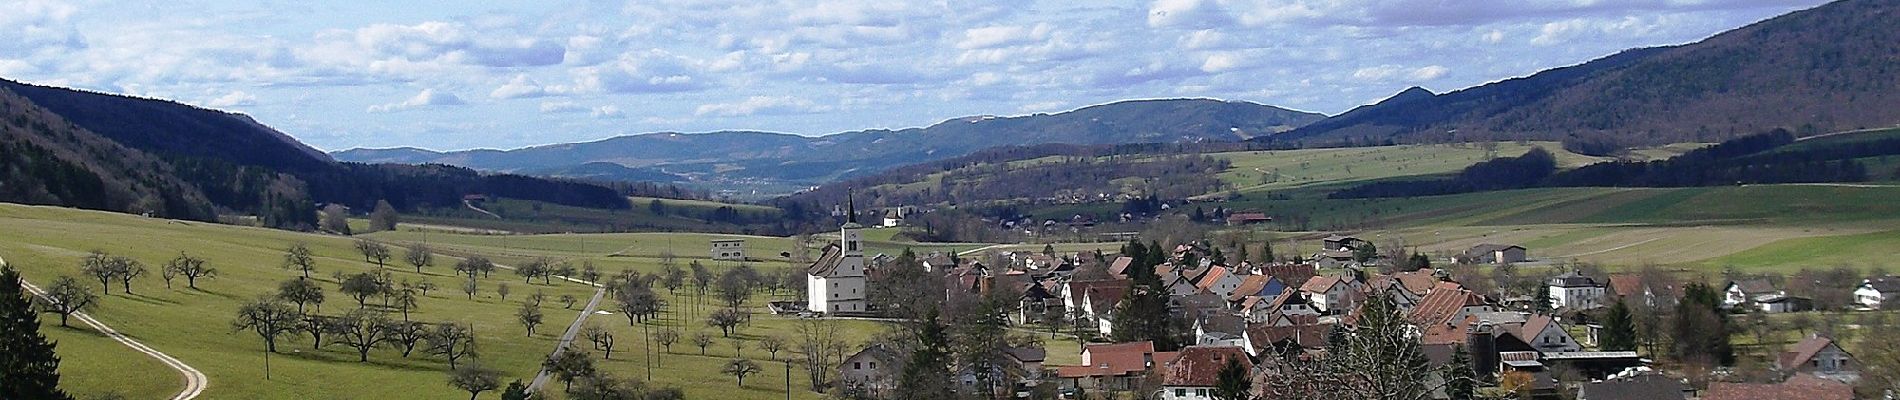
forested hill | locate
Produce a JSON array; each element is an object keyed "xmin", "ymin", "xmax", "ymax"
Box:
[
  {"xmin": 334, "ymin": 98, "xmax": 1326, "ymax": 190},
  {"xmin": 1265, "ymin": 0, "xmax": 1900, "ymax": 149},
  {"xmin": 0, "ymin": 79, "xmax": 646, "ymax": 229}
]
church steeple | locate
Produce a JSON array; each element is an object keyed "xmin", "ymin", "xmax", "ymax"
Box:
[{"xmin": 847, "ymin": 188, "xmax": 857, "ymax": 224}]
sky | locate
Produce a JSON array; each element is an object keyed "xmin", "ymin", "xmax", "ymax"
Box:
[{"xmin": 0, "ymin": 0, "xmax": 1830, "ymax": 152}]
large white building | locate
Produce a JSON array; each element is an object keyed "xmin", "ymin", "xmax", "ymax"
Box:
[
  {"xmin": 807, "ymin": 198, "xmax": 869, "ymax": 314},
  {"xmin": 1547, "ymin": 271, "xmax": 1605, "ymax": 310}
]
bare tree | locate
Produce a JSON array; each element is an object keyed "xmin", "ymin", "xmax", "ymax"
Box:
[
  {"xmin": 80, "ymin": 251, "xmax": 118, "ymax": 294},
  {"xmin": 393, "ymin": 286, "xmax": 421, "ymax": 321},
  {"xmin": 283, "ymin": 243, "xmax": 317, "ymax": 279},
  {"xmin": 795, "ymin": 318, "xmax": 849, "ymax": 390},
  {"xmin": 758, "ymin": 335, "xmax": 786, "ymax": 360},
  {"xmin": 708, "ymin": 308, "xmax": 743, "ymax": 337},
  {"xmin": 723, "ymin": 358, "xmax": 762, "ymax": 387},
  {"xmin": 404, "ymin": 243, "xmax": 433, "ymax": 274},
  {"xmin": 114, "ymin": 258, "xmax": 147, "ymax": 294},
  {"xmin": 164, "ymin": 253, "xmax": 216, "ymax": 289},
  {"xmin": 427, "ymin": 323, "xmax": 478, "ymax": 369},
  {"xmin": 339, "ymin": 272, "xmax": 382, "ymax": 309},
  {"xmin": 527, "ymin": 290, "xmax": 546, "ymax": 308},
  {"xmin": 580, "ymin": 324, "xmax": 616, "ymax": 359},
  {"xmin": 36, "ymin": 276, "xmax": 97, "ymax": 327},
  {"xmin": 278, "ymin": 278, "xmax": 324, "ymax": 314},
  {"xmin": 384, "ymin": 320, "xmax": 429, "ymax": 357},
  {"xmin": 497, "ymin": 282, "xmax": 512, "ymax": 302},
  {"xmin": 692, "ymin": 331, "xmax": 715, "ymax": 355},
  {"xmin": 518, "ymin": 302, "xmax": 544, "ymax": 337},
  {"xmin": 230, "ymin": 296, "xmax": 298, "ymax": 352},
  {"xmin": 355, "ymin": 239, "xmax": 391, "ymax": 269},
  {"xmin": 330, "ymin": 309, "xmax": 393, "ymax": 362},
  {"xmin": 559, "ymin": 294, "xmax": 578, "ymax": 309},
  {"xmin": 447, "ymin": 363, "xmax": 501, "ymax": 400},
  {"xmin": 461, "ymin": 278, "xmax": 478, "ymax": 300},
  {"xmin": 655, "ymin": 328, "xmax": 680, "ymax": 353}
]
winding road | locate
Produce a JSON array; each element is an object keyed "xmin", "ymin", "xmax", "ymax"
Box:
[
  {"xmin": 527, "ymin": 285, "xmax": 606, "ymax": 392},
  {"xmin": 19, "ymin": 279, "xmax": 208, "ymax": 400}
]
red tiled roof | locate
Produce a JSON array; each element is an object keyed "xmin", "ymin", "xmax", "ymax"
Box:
[
  {"xmin": 1247, "ymin": 321, "xmax": 1331, "ymax": 350},
  {"xmin": 1086, "ymin": 286, "xmax": 1130, "ymax": 314},
  {"xmin": 1163, "ymin": 346, "xmax": 1251, "ymax": 387},
  {"xmin": 806, "ymin": 244, "xmax": 846, "ymax": 276},
  {"xmin": 1195, "ymin": 266, "xmax": 1232, "ymax": 291},
  {"xmin": 1258, "ymin": 263, "xmax": 1316, "ymax": 287},
  {"xmin": 1228, "ymin": 275, "xmax": 1275, "ymax": 302},
  {"xmin": 1299, "ymin": 275, "xmax": 1341, "ymax": 293},
  {"xmin": 1408, "ymin": 288, "xmax": 1486, "ymax": 327},
  {"xmin": 1059, "ymin": 342, "xmax": 1161, "ymax": 378},
  {"xmin": 1607, "ymin": 274, "xmax": 1642, "ymax": 298},
  {"xmin": 1704, "ymin": 374, "xmax": 1852, "ymax": 400},
  {"xmin": 1778, "ymin": 336, "xmax": 1839, "ymax": 371},
  {"xmin": 1108, "ymin": 257, "xmax": 1134, "ymax": 277},
  {"xmin": 1521, "ymin": 315, "xmax": 1555, "ymax": 342},
  {"xmin": 1394, "ymin": 270, "xmax": 1440, "ymax": 296}
]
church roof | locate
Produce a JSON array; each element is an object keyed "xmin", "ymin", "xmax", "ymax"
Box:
[{"xmin": 807, "ymin": 244, "xmax": 849, "ymax": 277}]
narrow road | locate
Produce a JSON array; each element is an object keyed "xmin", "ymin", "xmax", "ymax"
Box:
[
  {"xmin": 20, "ymin": 280, "xmax": 209, "ymax": 400},
  {"xmin": 526, "ymin": 282, "xmax": 607, "ymax": 392}
]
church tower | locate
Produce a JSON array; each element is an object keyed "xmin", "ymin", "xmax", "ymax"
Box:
[{"xmin": 807, "ymin": 189, "xmax": 869, "ymax": 314}]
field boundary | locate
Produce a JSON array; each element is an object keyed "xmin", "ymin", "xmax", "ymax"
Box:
[{"xmin": 20, "ymin": 279, "xmax": 209, "ymax": 400}]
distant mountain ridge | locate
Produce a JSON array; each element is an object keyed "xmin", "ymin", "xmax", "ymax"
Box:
[
  {"xmin": 1266, "ymin": 0, "xmax": 1900, "ymax": 147},
  {"xmin": 333, "ymin": 98, "xmax": 1327, "ymax": 191}
]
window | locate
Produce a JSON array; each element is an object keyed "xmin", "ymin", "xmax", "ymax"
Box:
[
  {"xmin": 1176, "ymin": 389, "xmax": 1186, "ymax": 397},
  {"xmin": 854, "ymin": 362, "xmax": 862, "ymax": 370},
  {"xmin": 869, "ymin": 362, "xmax": 876, "ymax": 369}
]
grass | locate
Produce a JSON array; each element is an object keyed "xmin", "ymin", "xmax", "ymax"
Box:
[
  {"xmin": 1697, "ymin": 229, "xmax": 1900, "ymax": 272},
  {"xmin": 1211, "ymin": 142, "xmax": 1606, "ymax": 195},
  {"xmin": 0, "ymin": 203, "xmax": 616, "ymax": 399}
]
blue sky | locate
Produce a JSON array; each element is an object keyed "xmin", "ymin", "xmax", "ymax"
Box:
[{"xmin": 0, "ymin": 0, "xmax": 1826, "ymax": 151}]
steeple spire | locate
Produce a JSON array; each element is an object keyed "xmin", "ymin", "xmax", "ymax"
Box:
[{"xmin": 846, "ymin": 188, "xmax": 857, "ymax": 224}]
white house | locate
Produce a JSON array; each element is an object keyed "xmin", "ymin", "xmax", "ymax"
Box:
[
  {"xmin": 710, "ymin": 239, "xmax": 746, "ymax": 261},
  {"xmin": 1299, "ymin": 275, "xmax": 1363, "ymax": 314},
  {"xmin": 1855, "ymin": 277, "xmax": 1900, "ymax": 309},
  {"xmin": 1519, "ymin": 315, "xmax": 1583, "ymax": 354},
  {"xmin": 807, "ymin": 200, "xmax": 869, "ymax": 314},
  {"xmin": 839, "ymin": 344, "xmax": 901, "ymax": 395},
  {"xmin": 1723, "ymin": 279, "xmax": 1780, "ymax": 309},
  {"xmin": 1547, "ymin": 271, "xmax": 1605, "ymax": 310},
  {"xmin": 1193, "ymin": 266, "xmax": 1243, "ymax": 299},
  {"xmin": 1159, "ymin": 346, "xmax": 1251, "ymax": 400}
]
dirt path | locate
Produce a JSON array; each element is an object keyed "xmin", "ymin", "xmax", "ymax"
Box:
[
  {"xmin": 20, "ymin": 280, "xmax": 209, "ymax": 400},
  {"xmin": 528, "ymin": 286, "xmax": 606, "ymax": 392},
  {"xmin": 1553, "ymin": 237, "xmax": 1664, "ymax": 258}
]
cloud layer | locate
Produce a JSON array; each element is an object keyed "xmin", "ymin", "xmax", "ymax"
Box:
[{"xmin": 0, "ymin": 0, "xmax": 1826, "ymax": 150}]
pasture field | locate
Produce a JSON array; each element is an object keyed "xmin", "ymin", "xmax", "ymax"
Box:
[{"xmin": 1211, "ymin": 142, "xmax": 1607, "ymax": 195}]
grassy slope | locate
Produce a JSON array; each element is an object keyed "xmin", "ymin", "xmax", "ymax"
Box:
[
  {"xmin": 0, "ymin": 204, "xmax": 595, "ymax": 399},
  {"xmin": 1212, "ymin": 142, "xmax": 1606, "ymax": 195}
]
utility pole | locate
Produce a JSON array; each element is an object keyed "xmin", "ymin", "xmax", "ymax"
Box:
[{"xmin": 785, "ymin": 360, "xmax": 792, "ymax": 400}]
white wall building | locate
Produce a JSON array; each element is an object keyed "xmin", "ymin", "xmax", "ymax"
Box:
[
  {"xmin": 710, "ymin": 239, "xmax": 745, "ymax": 261},
  {"xmin": 808, "ymin": 199, "xmax": 869, "ymax": 314},
  {"xmin": 1547, "ymin": 271, "xmax": 1605, "ymax": 310}
]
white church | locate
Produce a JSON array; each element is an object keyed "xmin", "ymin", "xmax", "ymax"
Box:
[{"xmin": 806, "ymin": 195, "xmax": 869, "ymax": 314}]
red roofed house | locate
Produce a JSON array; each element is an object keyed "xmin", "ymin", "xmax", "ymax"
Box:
[
  {"xmin": 1055, "ymin": 342, "xmax": 1177, "ymax": 392},
  {"xmin": 1777, "ymin": 336, "xmax": 1858, "ymax": 382},
  {"xmin": 1704, "ymin": 373, "xmax": 1853, "ymax": 400},
  {"xmin": 1159, "ymin": 346, "xmax": 1252, "ymax": 400},
  {"xmin": 1299, "ymin": 274, "xmax": 1365, "ymax": 314},
  {"xmin": 1194, "ymin": 265, "xmax": 1243, "ymax": 298}
]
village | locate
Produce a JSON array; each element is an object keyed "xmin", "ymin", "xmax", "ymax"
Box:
[{"xmin": 786, "ymin": 207, "xmax": 1878, "ymax": 400}]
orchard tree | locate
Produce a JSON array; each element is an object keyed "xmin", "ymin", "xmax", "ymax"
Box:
[
  {"xmin": 231, "ymin": 296, "xmax": 299, "ymax": 352},
  {"xmin": 79, "ymin": 251, "xmax": 119, "ymax": 294},
  {"xmin": 36, "ymin": 276, "xmax": 97, "ymax": 327},
  {"xmin": 368, "ymin": 200, "xmax": 400, "ymax": 231},
  {"xmin": 164, "ymin": 253, "xmax": 216, "ymax": 289},
  {"xmin": 723, "ymin": 358, "xmax": 762, "ymax": 387},
  {"xmin": 708, "ymin": 308, "xmax": 743, "ymax": 337},
  {"xmin": 278, "ymin": 278, "xmax": 325, "ymax": 314},
  {"xmin": 560, "ymin": 294, "xmax": 578, "ymax": 309},
  {"xmin": 497, "ymin": 283, "xmax": 512, "ymax": 302},
  {"xmin": 331, "ymin": 309, "xmax": 392, "ymax": 362},
  {"xmin": 385, "ymin": 320, "xmax": 429, "ymax": 357},
  {"xmin": 447, "ymin": 363, "xmax": 502, "ymax": 400},
  {"xmin": 461, "ymin": 278, "xmax": 478, "ymax": 300},
  {"xmin": 543, "ymin": 347, "xmax": 595, "ymax": 391},
  {"xmin": 356, "ymin": 240, "xmax": 391, "ymax": 269},
  {"xmin": 283, "ymin": 243, "xmax": 318, "ymax": 278},
  {"xmin": 655, "ymin": 328, "xmax": 680, "ymax": 353},
  {"xmin": 427, "ymin": 323, "xmax": 478, "ymax": 369},
  {"xmin": 692, "ymin": 331, "xmax": 714, "ymax": 355},
  {"xmin": 404, "ymin": 244, "xmax": 433, "ymax": 274},
  {"xmin": 113, "ymin": 258, "xmax": 147, "ymax": 294},
  {"xmin": 758, "ymin": 335, "xmax": 786, "ymax": 360},
  {"xmin": 340, "ymin": 273, "xmax": 383, "ymax": 309},
  {"xmin": 580, "ymin": 324, "xmax": 616, "ymax": 359},
  {"xmin": 518, "ymin": 302, "xmax": 544, "ymax": 337}
]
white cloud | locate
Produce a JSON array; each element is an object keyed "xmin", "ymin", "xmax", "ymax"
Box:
[
  {"xmin": 1409, "ymin": 65, "xmax": 1450, "ymax": 80},
  {"xmin": 491, "ymin": 74, "xmax": 548, "ymax": 99},
  {"xmin": 956, "ymin": 23, "xmax": 1053, "ymax": 50},
  {"xmin": 591, "ymin": 105, "xmax": 624, "ymax": 119},
  {"xmin": 1201, "ymin": 52, "xmax": 1245, "ymax": 73},
  {"xmin": 1148, "ymin": 0, "xmax": 1237, "ymax": 29},
  {"xmin": 539, "ymin": 101, "xmax": 585, "ymax": 113},
  {"xmin": 1018, "ymin": 100, "xmax": 1069, "ymax": 113},
  {"xmin": 694, "ymin": 96, "xmax": 826, "ymax": 117},
  {"xmin": 206, "ymin": 91, "xmax": 258, "ymax": 108},
  {"xmin": 367, "ymin": 89, "xmax": 466, "ymax": 113},
  {"xmin": 568, "ymin": 50, "xmax": 706, "ymax": 93}
]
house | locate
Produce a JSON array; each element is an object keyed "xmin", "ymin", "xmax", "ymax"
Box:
[
  {"xmin": 1703, "ymin": 373, "xmax": 1853, "ymax": 400},
  {"xmin": 1408, "ymin": 288, "xmax": 1495, "ymax": 330},
  {"xmin": 1225, "ymin": 212, "xmax": 1271, "ymax": 226},
  {"xmin": 1514, "ymin": 315, "xmax": 1582, "ymax": 354},
  {"xmin": 1256, "ymin": 263, "xmax": 1317, "ymax": 289},
  {"xmin": 1576, "ymin": 373, "xmax": 1687, "ymax": 400},
  {"xmin": 1854, "ymin": 277, "xmax": 1900, "ymax": 309},
  {"xmin": 1321, "ymin": 234, "xmax": 1368, "ymax": 251},
  {"xmin": 710, "ymin": 239, "xmax": 746, "ymax": 261},
  {"xmin": 1547, "ymin": 270, "xmax": 1605, "ymax": 310},
  {"xmin": 1299, "ymin": 274, "xmax": 1362, "ymax": 314},
  {"xmin": 1311, "ymin": 250, "xmax": 1358, "ymax": 269},
  {"xmin": 1606, "ymin": 274, "xmax": 1675, "ymax": 308},
  {"xmin": 1055, "ymin": 342, "xmax": 1176, "ymax": 392},
  {"xmin": 1194, "ymin": 266, "xmax": 1243, "ymax": 298},
  {"xmin": 1392, "ymin": 269, "xmax": 1442, "ymax": 298},
  {"xmin": 1062, "ymin": 279, "xmax": 1128, "ymax": 315},
  {"xmin": 1456, "ymin": 244, "xmax": 1527, "ymax": 264},
  {"xmin": 880, "ymin": 208, "xmax": 905, "ymax": 228},
  {"xmin": 959, "ymin": 346, "xmax": 1048, "ymax": 394},
  {"xmin": 839, "ymin": 344, "xmax": 902, "ymax": 395},
  {"xmin": 807, "ymin": 199, "xmax": 869, "ymax": 314},
  {"xmin": 1724, "ymin": 278, "xmax": 1782, "ymax": 309},
  {"xmin": 1193, "ymin": 314, "xmax": 1248, "ymax": 347},
  {"xmin": 1161, "ymin": 267, "xmax": 1208, "ymax": 297},
  {"xmin": 1777, "ymin": 336, "xmax": 1858, "ymax": 382},
  {"xmin": 1082, "ymin": 286, "xmax": 1129, "ymax": 336},
  {"xmin": 1159, "ymin": 346, "xmax": 1252, "ymax": 400},
  {"xmin": 1107, "ymin": 257, "xmax": 1134, "ymax": 279},
  {"xmin": 1242, "ymin": 317, "xmax": 1332, "ymax": 357},
  {"xmin": 1755, "ymin": 294, "xmax": 1813, "ymax": 313},
  {"xmin": 1366, "ymin": 275, "xmax": 1422, "ymax": 311}
]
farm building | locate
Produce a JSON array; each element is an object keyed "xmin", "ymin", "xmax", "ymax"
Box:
[
  {"xmin": 1456, "ymin": 244, "xmax": 1528, "ymax": 264},
  {"xmin": 709, "ymin": 238, "xmax": 745, "ymax": 261}
]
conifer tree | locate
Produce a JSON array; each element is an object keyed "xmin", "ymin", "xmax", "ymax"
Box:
[
  {"xmin": 1, "ymin": 265, "xmax": 73, "ymax": 400},
  {"xmin": 1600, "ymin": 300, "xmax": 1638, "ymax": 351}
]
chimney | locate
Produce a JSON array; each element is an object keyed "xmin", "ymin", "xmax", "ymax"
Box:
[{"xmin": 1143, "ymin": 352, "xmax": 1154, "ymax": 369}]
